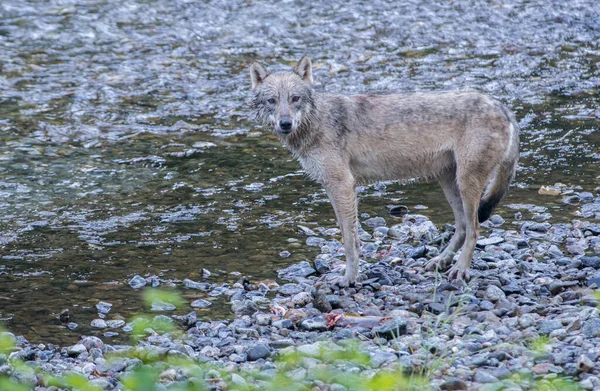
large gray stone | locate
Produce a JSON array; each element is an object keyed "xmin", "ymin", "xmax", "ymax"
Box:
[
  {"xmin": 373, "ymin": 319, "xmax": 407, "ymax": 340},
  {"xmin": 247, "ymin": 343, "xmax": 271, "ymax": 361}
]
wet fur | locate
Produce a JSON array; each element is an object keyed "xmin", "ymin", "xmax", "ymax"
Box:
[{"xmin": 249, "ymin": 56, "xmax": 520, "ymax": 286}]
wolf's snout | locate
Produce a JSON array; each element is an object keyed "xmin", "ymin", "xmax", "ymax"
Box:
[{"xmin": 279, "ymin": 119, "xmax": 292, "ymax": 134}]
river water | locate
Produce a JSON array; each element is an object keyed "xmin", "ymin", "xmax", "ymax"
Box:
[{"xmin": 0, "ymin": 0, "xmax": 599, "ymax": 344}]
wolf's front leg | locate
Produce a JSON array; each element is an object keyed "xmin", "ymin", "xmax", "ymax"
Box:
[{"xmin": 325, "ymin": 177, "xmax": 360, "ymax": 288}]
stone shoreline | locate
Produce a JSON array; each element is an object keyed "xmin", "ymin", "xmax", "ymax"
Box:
[{"xmin": 3, "ymin": 188, "xmax": 600, "ymax": 390}]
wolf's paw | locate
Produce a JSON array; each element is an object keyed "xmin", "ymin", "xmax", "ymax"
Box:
[
  {"xmin": 328, "ymin": 275, "xmax": 355, "ymax": 290},
  {"xmin": 424, "ymin": 256, "xmax": 452, "ymax": 272},
  {"xmin": 447, "ymin": 265, "xmax": 470, "ymax": 281}
]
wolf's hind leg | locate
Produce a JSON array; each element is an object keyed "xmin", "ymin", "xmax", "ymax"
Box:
[{"xmin": 447, "ymin": 168, "xmax": 490, "ymax": 280}]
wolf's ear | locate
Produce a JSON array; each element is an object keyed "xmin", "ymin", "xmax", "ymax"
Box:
[
  {"xmin": 293, "ymin": 55, "xmax": 313, "ymax": 84},
  {"xmin": 250, "ymin": 62, "xmax": 269, "ymax": 89}
]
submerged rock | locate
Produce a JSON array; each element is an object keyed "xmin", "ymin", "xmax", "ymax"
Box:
[{"xmin": 128, "ymin": 275, "xmax": 146, "ymax": 289}]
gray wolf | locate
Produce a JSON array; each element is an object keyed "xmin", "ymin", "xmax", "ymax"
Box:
[{"xmin": 248, "ymin": 56, "xmax": 519, "ymax": 287}]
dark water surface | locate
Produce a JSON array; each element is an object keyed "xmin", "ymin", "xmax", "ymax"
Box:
[{"xmin": 0, "ymin": 0, "xmax": 599, "ymax": 344}]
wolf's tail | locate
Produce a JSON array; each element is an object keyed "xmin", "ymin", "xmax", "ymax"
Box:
[{"xmin": 478, "ymin": 106, "xmax": 520, "ymax": 223}]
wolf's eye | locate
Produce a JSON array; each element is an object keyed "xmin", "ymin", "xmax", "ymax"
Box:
[
  {"xmin": 291, "ymin": 95, "xmax": 300, "ymax": 103},
  {"xmin": 267, "ymin": 98, "xmax": 276, "ymax": 104}
]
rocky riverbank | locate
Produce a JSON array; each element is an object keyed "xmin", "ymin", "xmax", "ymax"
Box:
[{"xmin": 3, "ymin": 187, "xmax": 600, "ymax": 390}]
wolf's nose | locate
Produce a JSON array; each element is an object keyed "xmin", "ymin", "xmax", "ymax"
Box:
[{"xmin": 279, "ymin": 119, "xmax": 292, "ymax": 131}]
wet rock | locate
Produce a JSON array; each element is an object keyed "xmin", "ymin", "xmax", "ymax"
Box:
[
  {"xmin": 373, "ymin": 319, "xmax": 407, "ymax": 340},
  {"xmin": 244, "ymin": 182, "xmax": 264, "ymax": 192},
  {"xmin": 300, "ymin": 317, "xmax": 328, "ymax": 332},
  {"xmin": 247, "ymin": 343, "xmax": 271, "ymax": 361},
  {"xmin": 106, "ymin": 320, "xmax": 126, "ymax": 329},
  {"xmin": 306, "ymin": 237, "xmax": 326, "ymax": 247},
  {"xmin": 563, "ymin": 195, "xmax": 581, "ymax": 205},
  {"xmin": 581, "ymin": 203, "xmax": 600, "ymax": 218},
  {"xmin": 364, "ymin": 217, "xmax": 386, "ymax": 228},
  {"xmin": 388, "ymin": 205, "xmax": 409, "ymax": 218},
  {"xmin": 151, "ymin": 300, "xmax": 176, "ymax": 311},
  {"xmin": 177, "ymin": 311, "xmax": 197, "ymax": 328},
  {"xmin": 128, "ymin": 275, "xmax": 147, "ymax": 289},
  {"xmin": 96, "ymin": 302, "xmax": 112, "ymax": 314},
  {"xmin": 183, "ymin": 278, "xmax": 211, "ymax": 290},
  {"xmin": 278, "ymin": 261, "xmax": 316, "ymax": 280},
  {"xmin": 297, "ymin": 225, "xmax": 317, "ymax": 236},
  {"xmin": 231, "ymin": 300, "xmax": 258, "ymax": 316},
  {"xmin": 91, "ymin": 319, "xmax": 108, "ymax": 329},
  {"xmin": 191, "ymin": 299, "xmax": 212, "ymax": 308}
]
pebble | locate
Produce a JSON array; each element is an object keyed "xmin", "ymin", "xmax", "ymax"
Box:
[
  {"xmin": 66, "ymin": 344, "xmax": 87, "ymax": 357},
  {"xmin": 373, "ymin": 319, "xmax": 407, "ymax": 340},
  {"xmin": 231, "ymin": 300, "xmax": 258, "ymax": 316},
  {"xmin": 577, "ymin": 355, "xmax": 595, "ymax": 373},
  {"xmin": 440, "ymin": 377, "xmax": 468, "ymax": 390},
  {"xmin": 128, "ymin": 275, "xmax": 146, "ymax": 289},
  {"xmin": 184, "ymin": 278, "xmax": 211, "ymax": 290},
  {"xmin": 106, "ymin": 320, "xmax": 126, "ymax": 329},
  {"xmin": 246, "ymin": 343, "xmax": 271, "ymax": 361},
  {"xmin": 96, "ymin": 302, "xmax": 112, "ymax": 314},
  {"xmin": 191, "ymin": 299, "xmax": 212, "ymax": 308},
  {"xmin": 300, "ymin": 317, "xmax": 328, "ymax": 332},
  {"xmin": 484, "ymin": 285, "xmax": 506, "ymax": 302},
  {"xmin": 90, "ymin": 319, "xmax": 107, "ymax": 329},
  {"xmin": 582, "ymin": 318, "xmax": 600, "ymax": 338},
  {"xmin": 314, "ymin": 259, "xmax": 330, "ymax": 274},
  {"xmin": 477, "ymin": 236, "xmax": 505, "ymax": 247},
  {"xmin": 80, "ymin": 336, "xmax": 104, "ymax": 351},
  {"xmin": 151, "ymin": 300, "xmax": 176, "ymax": 311},
  {"xmin": 278, "ymin": 283, "xmax": 303, "ymax": 296},
  {"xmin": 292, "ymin": 292, "xmax": 312, "ymax": 306},
  {"xmin": 473, "ymin": 370, "xmax": 499, "ymax": 383},
  {"xmin": 537, "ymin": 320, "xmax": 562, "ymax": 335},
  {"xmin": 278, "ymin": 261, "xmax": 316, "ymax": 280}
]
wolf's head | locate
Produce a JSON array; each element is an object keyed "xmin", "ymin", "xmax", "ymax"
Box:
[{"xmin": 249, "ymin": 56, "xmax": 316, "ymax": 136}]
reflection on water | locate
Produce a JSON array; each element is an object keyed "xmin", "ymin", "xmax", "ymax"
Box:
[{"xmin": 0, "ymin": 0, "xmax": 599, "ymax": 344}]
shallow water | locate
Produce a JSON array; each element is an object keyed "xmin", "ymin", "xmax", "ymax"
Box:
[{"xmin": 0, "ymin": 0, "xmax": 599, "ymax": 344}]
